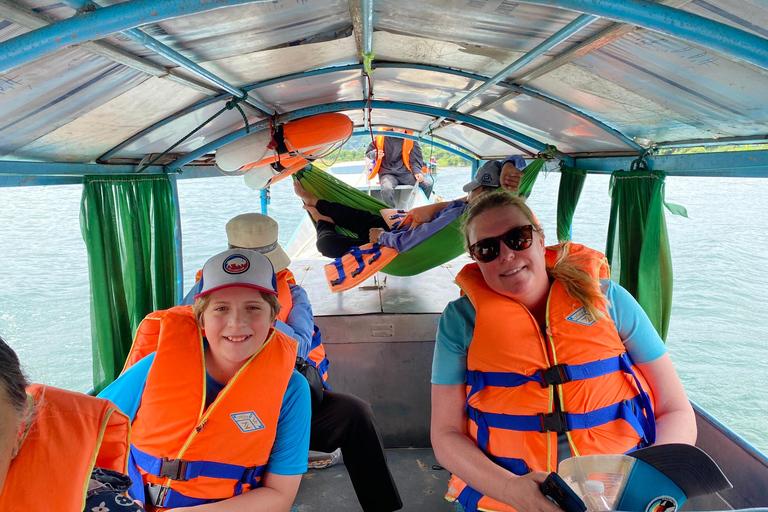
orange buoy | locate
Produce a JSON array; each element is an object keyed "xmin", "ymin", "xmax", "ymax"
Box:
[{"xmin": 217, "ymin": 113, "xmax": 353, "ymax": 189}]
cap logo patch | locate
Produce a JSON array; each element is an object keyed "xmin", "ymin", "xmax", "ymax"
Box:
[
  {"xmin": 223, "ymin": 254, "xmax": 250, "ymax": 274},
  {"xmin": 230, "ymin": 411, "xmax": 265, "ymax": 433},
  {"xmin": 481, "ymin": 173, "xmax": 493, "ymax": 183},
  {"xmin": 646, "ymin": 497, "xmax": 678, "ymax": 512},
  {"xmin": 566, "ymin": 307, "xmax": 596, "ymax": 326}
]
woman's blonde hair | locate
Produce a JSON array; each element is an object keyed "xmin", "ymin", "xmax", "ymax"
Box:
[
  {"xmin": 463, "ymin": 192, "xmax": 607, "ymax": 321},
  {"xmin": 193, "ymin": 290, "xmax": 281, "ymax": 327}
]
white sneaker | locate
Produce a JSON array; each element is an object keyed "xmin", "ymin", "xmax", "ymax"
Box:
[{"xmin": 307, "ymin": 448, "xmax": 342, "ymax": 469}]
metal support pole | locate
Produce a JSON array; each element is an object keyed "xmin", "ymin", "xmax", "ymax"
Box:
[
  {"xmin": 260, "ymin": 187, "xmax": 270, "ymax": 215},
  {"xmin": 168, "ymin": 173, "xmax": 185, "ymax": 305}
]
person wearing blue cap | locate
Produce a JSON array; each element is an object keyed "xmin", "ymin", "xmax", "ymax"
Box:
[{"xmin": 99, "ymin": 249, "xmax": 311, "ymax": 511}]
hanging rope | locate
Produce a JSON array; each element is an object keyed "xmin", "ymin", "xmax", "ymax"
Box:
[{"xmin": 136, "ymin": 94, "xmax": 251, "ymax": 173}]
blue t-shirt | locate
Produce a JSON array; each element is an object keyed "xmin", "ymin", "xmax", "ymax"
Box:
[
  {"xmin": 431, "ymin": 279, "xmax": 666, "ymax": 385},
  {"xmin": 99, "ymin": 353, "xmax": 311, "ymax": 476}
]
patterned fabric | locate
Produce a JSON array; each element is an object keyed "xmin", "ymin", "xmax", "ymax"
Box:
[{"xmin": 84, "ymin": 468, "xmax": 145, "ymax": 511}]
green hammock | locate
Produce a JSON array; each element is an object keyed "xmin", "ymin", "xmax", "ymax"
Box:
[{"xmin": 295, "ymin": 159, "xmax": 543, "ymax": 276}]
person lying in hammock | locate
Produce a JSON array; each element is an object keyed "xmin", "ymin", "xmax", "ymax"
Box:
[{"xmin": 295, "ymin": 156, "xmax": 526, "ymax": 259}]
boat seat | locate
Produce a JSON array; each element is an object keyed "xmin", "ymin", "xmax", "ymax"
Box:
[{"xmin": 292, "ymin": 447, "xmax": 450, "ymax": 511}]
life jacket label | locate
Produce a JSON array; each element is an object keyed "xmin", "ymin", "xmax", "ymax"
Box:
[
  {"xmin": 566, "ymin": 307, "xmax": 596, "ymax": 326},
  {"xmin": 230, "ymin": 412, "xmax": 265, "ymax": 433}
]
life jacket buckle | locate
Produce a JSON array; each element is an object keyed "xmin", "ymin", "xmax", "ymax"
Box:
[
  {"xmin": 145, "ymin": 483, "xmax": 171, "ymax": 507},
  {"xmin": 539, "ymin": 412, "xmax": 570, "ymax": 433},
  {"xmin": 538, "ymin": 364, "xmax": 569, "ymax": 387},
  {"xmin": 159, "ymin": 457, "xmax": 190, "ymax": 481}
]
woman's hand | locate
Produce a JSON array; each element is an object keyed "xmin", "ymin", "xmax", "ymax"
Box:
[
  {"xmin": 403, "ymin": 202, "xmax": 450, "ymax": 228},
  {"xmin": 501, "ymin": 471, "xmax": 563, "ymax": 512}
]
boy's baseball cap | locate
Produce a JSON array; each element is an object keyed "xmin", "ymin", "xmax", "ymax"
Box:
[
  {"xmin": 558, "ymin": 444, "xmax": 731, "ymax": 512},
  {"xmin": 194, "ymin": 249, "xmax": 278, "ymax": 299}
]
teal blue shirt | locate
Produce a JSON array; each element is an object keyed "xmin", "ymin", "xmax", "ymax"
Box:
[{"xmin": 431, "ymin": 279, "xmax": 666, "ymax": 385}]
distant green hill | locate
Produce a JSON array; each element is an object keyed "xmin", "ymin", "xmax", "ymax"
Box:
[{"xmin": 326, "ymin": 135, "xmax": 471, "ymax": 167}]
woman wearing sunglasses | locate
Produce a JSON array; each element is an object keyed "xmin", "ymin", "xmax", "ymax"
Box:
[{"xmin": 430, "ymin": 192, "xmax": 696, "ymax": 512}]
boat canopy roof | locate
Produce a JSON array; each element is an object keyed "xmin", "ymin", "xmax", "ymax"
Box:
[{"xmin": 1, "ymin": 0, "xmax": 768, "ymax": 182}]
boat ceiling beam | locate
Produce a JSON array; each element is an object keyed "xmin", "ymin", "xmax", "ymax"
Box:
[
  {"xmin": 0, "ymin": 0, "xmax": 218, "ymax": 95},
  {"xmin": 574, "ymin": 149, "xmax": 768, "ymax": 177},
  {"xmin": 105, "ymin": 62, "xmax": 635, "ymax": 162},
  {"xmin": 450, "ymin": 13, "xmax": 597, "ymax": 112},
  {"xmin": 354, "ymin": 129, "xmax": 478, "ymax": 161},
  {"xmin": 166, "ymin": 100, "xmax": 553, "ymax": 172},
  {"xmin": 0, "ymin": 161, "xmax": 222, "ymax": 187},
  {"xmin": 0, "ymin": 0, "xmax": 275, "ymax": 75},
  {"xmin": 513, "ymin": 0, "xmax": 768, "ymax": 72},
  {"xmin": 57, "ymin": 0, "xmax": 274, "ymax": 116}
]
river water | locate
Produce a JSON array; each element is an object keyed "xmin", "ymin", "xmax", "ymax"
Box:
[{"xmin": 1, "ymin": 167, "xmax": 766, "ymax": 453}]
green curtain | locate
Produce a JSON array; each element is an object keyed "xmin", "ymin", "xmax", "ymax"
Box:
[
  {"xmin": 556, "ymin": 165, "xmax": 588, "ymax": 242},
  {"xmin": 80, "ymin": 175, "xmax": 178, "ymax": 393},
  {"xmin": 605, "ymin": 169, "xmax": 687, "ymax": 341},
  {"xmin": 296, "ymin": 160, "xmax": 543, "ymax": 276}
]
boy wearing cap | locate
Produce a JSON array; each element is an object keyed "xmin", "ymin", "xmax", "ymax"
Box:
[
  {"xmin": 183, "ymin": 213, "xmax": 403, "ymax": 512},
  {"xmin": 295, "ymin": 156, "xmax": 526, "ymax": 258},
  {"xmin": 99, "ymin": 249, "xmax": 311, "ymax": 511}
]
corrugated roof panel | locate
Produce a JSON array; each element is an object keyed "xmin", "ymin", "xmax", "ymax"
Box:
[
  {"xmin": 566, "ymin": 28, "xmax": 768, "ymax": 140},
  {"xmin": 683, "ymin": 0, "xmax": 768, "ymax": 40},
  {"xmin": 194, "ymin": 36, "xmax": 360, "ymax": 91},
  {"xmin": 114, "ymin": 99, "xmax": 257, "ymax": 160},
  {"xmin": 90, "ymin": 0, "xmax": 352, "ymax": 65},
  {"xmin": 17, "ymin": 77, "xmax": 207, "ymax": 163},
  {"xmin": 0, "ymin": 48, "xmax": 149, "ymax": 159},
  {"xmin": 375, "ymin": 0, "xmax": 607, "ymax": 52},
  {"xmin": 253, "ymin": 68, "xmax": 363, "ymax": 114},
  {"xmin": 478, "ymin": 93, "xmax": 634, "ymax": 153},
  {"xmin": 435, "ymin": 122, "xmax": 535, "ymax": 158}
]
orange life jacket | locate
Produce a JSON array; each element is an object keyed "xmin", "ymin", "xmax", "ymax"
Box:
[
  {"xmin": 127, "ymin": 306, "xmax": 297, "ymax": 510},
  {"xmin": 447, "ymin": 243, "xmax": 657, "ymax": 512},
  {"xmin": 0, "ymin": 384, "xmax": 130, "ymax": 511},
  {"xmin": 323, "ymin": 209, "xmax": 410, "ymax": 292},
  {"xmin": 368, "ymin": 128, "xmax": 414, "ymax": 179}
]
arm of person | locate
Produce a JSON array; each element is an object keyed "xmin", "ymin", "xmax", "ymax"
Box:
[
  {"xmin": 378, "ymin": 200, "xmax": 466, "ymax": 252},
  {"xmin": 403, "ymin": 200, "xmax": 455, "ymax": 227},
  {"xmin": 365, "ymin": 141, "xmax": 379, "ymax": 161},
  {"xmin": 410, "ymin": 141, "xmax": 425, "ymax": 181},
  {"xmin": 430, "ymin": 300, "xmax": 560, "ymax": 512},
  {"xmin": 174, "ymin": 371, "xmax": 312, "ymax": 512},
  {"xmin": 604, "ymin": 280, "xmax": 696, "ymax": 445},
  {"xmin": 273, "ymin": 284, "xmax": 314, "ymax": 360}
]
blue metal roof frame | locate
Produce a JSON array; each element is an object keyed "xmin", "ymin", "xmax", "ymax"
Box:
[
  {"xmin": 100, "ymin": 62, "xmax": 640, "ymax": 162},
  {"xmin": 166, "ymin": 99, "xmax": 552, "ymax": 172},
  {"xmin": 0, "ymin": 0, "xmax": 766, "ymax": 181}
]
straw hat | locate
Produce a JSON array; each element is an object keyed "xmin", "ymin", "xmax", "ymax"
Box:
[{"xmin": 225, "ymin": 213, "xmax": 291, "ymax": 273}]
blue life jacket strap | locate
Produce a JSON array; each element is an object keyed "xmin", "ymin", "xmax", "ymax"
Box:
[
  {"xmin": 130, "ymin": 445, "xmax": 265, "ymax": 485},
  {"xmin": 330, "ymin": 257, "xmax": 346, "ymax": 286}
]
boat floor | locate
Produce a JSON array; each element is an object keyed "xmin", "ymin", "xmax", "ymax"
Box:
[{"xmin": 293, "ymin": 448, "xmax": 451, "ymax": 511}]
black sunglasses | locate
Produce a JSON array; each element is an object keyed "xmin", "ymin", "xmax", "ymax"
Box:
[{"xmin": 468, "ymin": 225, "xmax": 537, "ymax": 263}]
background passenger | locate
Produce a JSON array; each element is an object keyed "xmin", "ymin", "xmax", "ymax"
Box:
[
  {"xmin": 365, "ymin": 128, "xmax": 433, "ymax": 206},
  {"xmin": 100, "ymin": 250, "xmax": 310, "ymax": 511},
  {"xmin": 430, "ymin": 192, "xmax": 696, "ymax": 512},
  {"xmin": 0, "ymin": 337, "xmax": 139, "ymax": 511}
]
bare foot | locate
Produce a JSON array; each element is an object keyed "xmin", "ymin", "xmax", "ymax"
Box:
[
  {"xmin": 294, "ymin": 179, "xmax": 318, "ymax": 207},
  {"xmin": 303, "ymin": 204, "xmax": 334, "ymax": 224}
]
